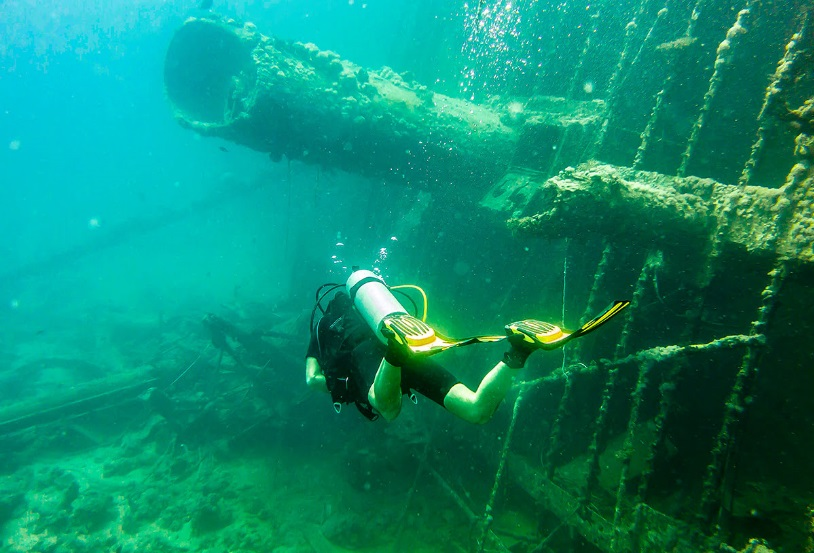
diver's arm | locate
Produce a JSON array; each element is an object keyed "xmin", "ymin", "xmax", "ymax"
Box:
[{"xmin": 305, "ymin": 357, "xmax": 329, "ymax": 393}]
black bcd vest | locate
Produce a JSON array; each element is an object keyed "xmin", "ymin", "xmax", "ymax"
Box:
[{"xmin": 315, "ymin": 298, "xmax": 380, "ymax": 420}]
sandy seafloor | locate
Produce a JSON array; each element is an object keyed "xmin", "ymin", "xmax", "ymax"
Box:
[
  {"xmin": 1, "ymin": 439, "xmax": 469, "ymax": 552},
  {"xmin": 0, "ymin": 303, "xmax": 489, "ymax": 553},
  {"xmin": 1, "ymin": 402, "xmax": 480, "ymax": 553}
]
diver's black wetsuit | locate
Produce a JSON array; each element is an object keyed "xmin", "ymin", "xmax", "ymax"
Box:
[{"xmin": 306, "ymin": 293, "xmax": 459, "ymax": 419}]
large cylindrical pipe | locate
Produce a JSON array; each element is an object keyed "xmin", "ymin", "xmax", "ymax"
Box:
[{"xmin": 164, "ymin": 16, "xmax": 518, "ymax": 187}]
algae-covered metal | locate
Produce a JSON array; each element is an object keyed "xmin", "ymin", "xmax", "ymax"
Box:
[{"xmin": 165, "ymin": 15, "xmax": 517, "ymax": 187}]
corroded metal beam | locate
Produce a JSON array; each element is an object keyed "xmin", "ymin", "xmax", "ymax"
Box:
[
  {"xmin": 165, "ymin": 16, "xmax": 517, "ymax": 187},
  {"xmin": 0, "ymin": 371, "xmax": 157, "ymax": 436},
  {"xmin": 509, "ymin": 453, "xmax": 718, "ymax": 553},
  {"xmin": 164, "ymin": 16, "xmax": 606, "ymax": 189},
  {"xmin": 504, "ymin": 162, "xmax": 814, "ymax": 266}
]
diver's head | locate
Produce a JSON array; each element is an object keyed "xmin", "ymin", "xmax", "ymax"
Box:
[{"xmin": 326, "ymin": 291, "xmax": 352, "ymax": 317}]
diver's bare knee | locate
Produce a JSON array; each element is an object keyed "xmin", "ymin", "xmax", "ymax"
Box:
[{"xmin": 369, "ymin": 391, "xmax": 401, "ymax": 421}]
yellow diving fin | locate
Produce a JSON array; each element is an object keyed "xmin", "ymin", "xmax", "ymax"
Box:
[
  {"xmin": 381, "ymin": 300, "xmax": 630, "ymax": 358},
  {"xmin": 504, "ymin": 300, "xmax": 631, "ymax": 351}
]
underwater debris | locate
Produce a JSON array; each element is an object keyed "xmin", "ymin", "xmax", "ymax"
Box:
[
  {"xmin": 0, "ymin": 369, "xmax": 157, "ymax": 436},
  {"xmin": 164, "ymin": 16, "xmax": 517, "ymax": 188},
  {"xmin": 164, "ymin": 16, "xmax": 608, "ymax": 190},
  {"xmin": 503, "ymin": 162, "xmax": 814, "ymax": 270}
]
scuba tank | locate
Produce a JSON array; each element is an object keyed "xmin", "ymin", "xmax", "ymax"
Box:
[
  {"xmin": 346, "ymin": 270, "xmax": 408, "ymax": 345},
  {"xmin": 341, "ymin": 270, "xmax": 631, "ymax": 357}
]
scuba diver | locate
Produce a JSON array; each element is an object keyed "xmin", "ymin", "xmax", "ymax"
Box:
[{"xmin": 306, "ymin": 269, "xmax": 629, "ymax": 424}]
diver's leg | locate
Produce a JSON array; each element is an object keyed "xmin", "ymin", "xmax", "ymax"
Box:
[
  {"xmin": 443, "ymin": 362, "xmax": 516, "ymax": 425},
  {"xmin": 368, "ymin": 359, "xmax": 403, "ymax": 421},
  {"xmin": 442, "ymin": 336, "xmax": 537, "ymax": 424}
]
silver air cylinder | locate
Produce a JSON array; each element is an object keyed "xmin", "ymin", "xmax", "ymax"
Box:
[{"xmin": 346, "ymin": 270, "xmax": 407, "ymax": 344}]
